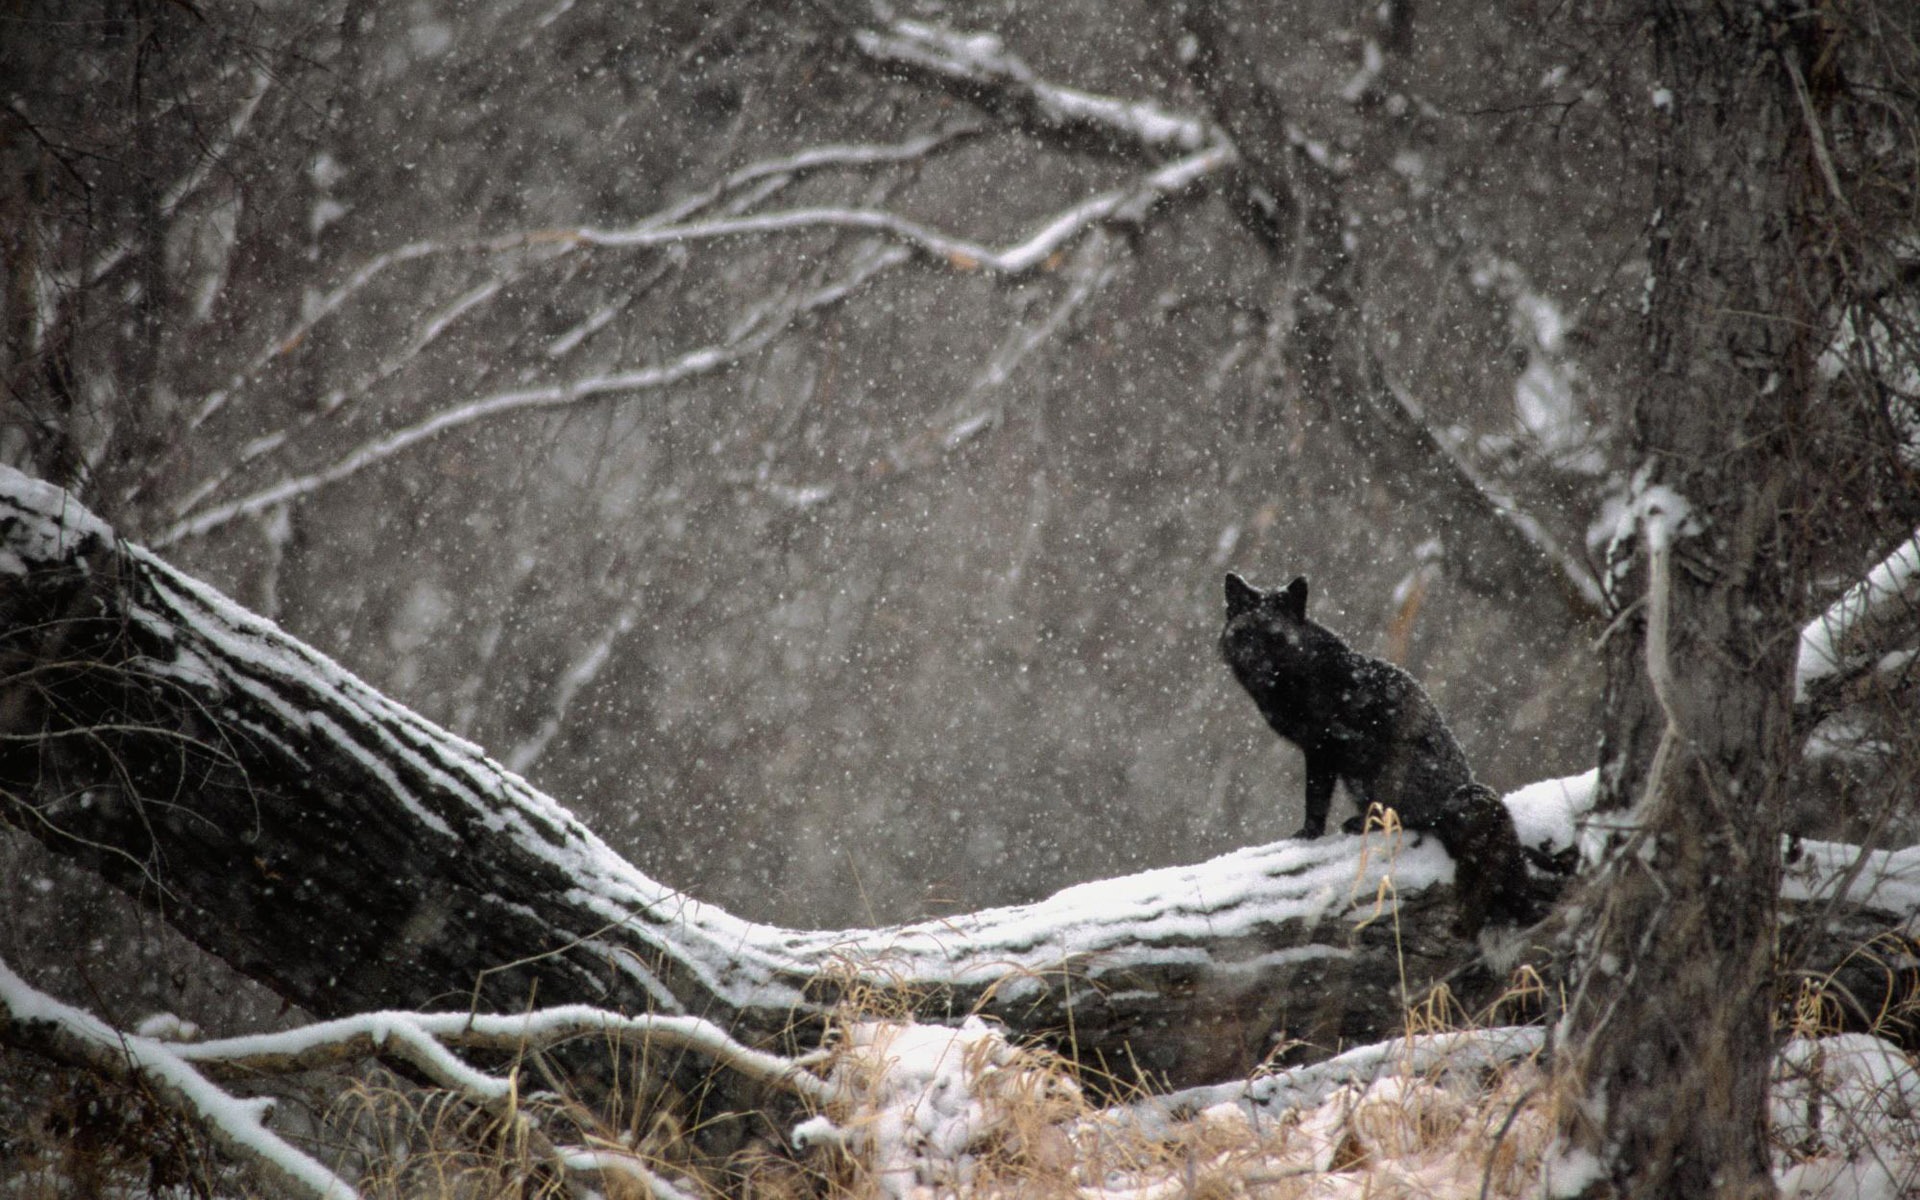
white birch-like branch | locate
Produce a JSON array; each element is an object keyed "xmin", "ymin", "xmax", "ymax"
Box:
[
  {"xmin": 567, "ymin": 143, "xmax": 1230, "ymax": 272},
  {"xmin": 185, "ymin": 129, "xmax": 975, "ymax": 430}
]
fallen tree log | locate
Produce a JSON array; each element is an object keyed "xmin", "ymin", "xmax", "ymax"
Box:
[{"xmin": 1, "ymin": 466, "xmax": 1915, "ymax": 1095}]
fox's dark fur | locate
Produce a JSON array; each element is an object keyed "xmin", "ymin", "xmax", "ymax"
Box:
[
  {"xmin": 1220, "ymin": 573, "xmax": 1557, "ymax": 935},
  {"xmin": 1434, "ymin": 783, "xmax": 1551, "ymax": 936},
  {"xmin": 1220, "ymin": 573, "xmax": 1472, "ymax": 839}
]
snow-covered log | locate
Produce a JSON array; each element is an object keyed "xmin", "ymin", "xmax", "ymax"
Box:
[{"xmin": 1, "ymin": 468, "xmax": 1914, "ymax": 1097}]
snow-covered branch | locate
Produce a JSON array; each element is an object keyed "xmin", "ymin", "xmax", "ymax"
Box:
[
  {"xmin": 163, "ymin": 146, "xmax": 1224, "ymax": 547},
  {"xmin": 851, "ymin": 19, "xmax": 1212, "ymax": 157},
  {"xmin": 640, "ymin": 124, "xmax": 987, "ymax": 229},
  {"xmin": 169, "ymin": 276, "xmax": 511, "ymax": 522},
  {"xmin": 1796, "ymin": 527, "xmax": 1920, "ymax": 711},
  {"xmin": 567, "ymin": 143, "xmax": 1230, "ymax": 270},
  {"xmin": 186, "ymin": 237, "xmax": 453, "ymax": 430},
  {"xmin": 0, "ymin": 955, "xmax": 357, "ymax": 1200},
  {"xmin": 178, "ymin": 1005, "xmax": 830, "ymax": 1105}
]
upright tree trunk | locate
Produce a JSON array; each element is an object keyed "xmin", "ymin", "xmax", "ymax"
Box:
[{"xmin": 1553, "ymin": 5, "xmax": 1831, "ymax": 1196}]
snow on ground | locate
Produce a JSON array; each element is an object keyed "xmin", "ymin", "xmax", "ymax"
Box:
[
  {"xmin": 1503, "ymin": 770, "xmax": 1594, "ymax": 856},
  {"xmin": 796, "ymin": 1014, "xmax": 1918, "ymax": 1199}
]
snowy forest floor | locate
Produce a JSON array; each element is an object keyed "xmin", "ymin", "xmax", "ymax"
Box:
[{"xmin": 4, "ymin": 982, "xmax": 1917, "ymax": 1200}]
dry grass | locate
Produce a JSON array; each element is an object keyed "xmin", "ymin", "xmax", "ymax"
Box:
[{"xmin": 790, "ymin": 1009, "xmax": 1561, "ymax": 1200}]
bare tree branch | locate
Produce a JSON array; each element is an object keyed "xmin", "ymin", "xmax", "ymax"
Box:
[
  {"xmin": 184, "ymin": 129, "xmax": 980, "ymax": 433},
  {"xmin": 156, "ymin": 246, "xmax": 910, "ymax": 547}
]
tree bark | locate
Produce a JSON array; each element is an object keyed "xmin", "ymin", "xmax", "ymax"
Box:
[
  {"xmin": 1552, "ymin": 5, "xmax": 1846, "ymax": 1197},
  {"xmin": 2, "ymin": 468, "xmax": 1913, "ymax": 1116}
]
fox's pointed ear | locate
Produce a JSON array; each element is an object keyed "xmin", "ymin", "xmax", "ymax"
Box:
[
  {"xmin": 1224, "ymin": 573, "xmax": 1260, "ymax": 616},
  {"xmin": 1280, "ymin": 576, "xmax": 1309, "ymax": 619}
]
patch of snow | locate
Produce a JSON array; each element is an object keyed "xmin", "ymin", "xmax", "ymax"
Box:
[
  {"xmin": 1633, "ymin": 480, "xmax": 1696, "ymax": 553},
  {"xmin": 309, "ymin": 197, "xmax": 348, "ymax": 238},
  {"xmin": 812, "ymin": 1016, "xmax": 1043, "ymax": 1198},
  {"xmin": 1774, "ymin": 1035, "xmax": 1920, "ymax": 1198},
  {"xmin": 136, "ymin": 1012, "xmax": 203, "ymax": 1041},
  {"xmin": 1780, "ymin": 837, "xmax": 1920, "ymax": 916},
  {"xmin": 1503, "ymin": 770, "xmax": 1595, "ymax": 855},
  {"xmin": 0, "ymin": 467, "xmax": 115, "ymax": 562},
  {"xmin": 1773, "ymin": 1035, "xmax": 1920, "ymax": 1156},
  {"xmin": 1542, "ymin": 1141, "xmax": 1606, "ymax": 1197},
  {"xmin": 409, "ymin": 20, "xmax": 452, "ymax": 57},
  {"xmin": 1778, "ymin": 1157, "xmax": 1910, "ymax": 1200}
]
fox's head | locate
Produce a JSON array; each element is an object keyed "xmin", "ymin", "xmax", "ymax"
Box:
[
  {"xmin": 1224, "ymin": 572, "xmax": 1307, "ymax": 622},
  {"xmin": 1219, "ymin": 573, "xmax": 1317, "ymax": 685}
]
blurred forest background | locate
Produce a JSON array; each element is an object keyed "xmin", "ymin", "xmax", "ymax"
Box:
[{"xmin": 4, "ymin": 0, "xmax": 1910, "ymax": 1045}]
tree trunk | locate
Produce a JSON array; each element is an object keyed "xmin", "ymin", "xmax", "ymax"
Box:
[{"xmin": 1552, "ymin": 5, "xmax": 1841, "ymax": 1197}]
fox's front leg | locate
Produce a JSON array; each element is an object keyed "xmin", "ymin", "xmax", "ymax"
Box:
[{"xmin": 1295, "ymin": 755, "xmax": 1336, "ymax": 838}]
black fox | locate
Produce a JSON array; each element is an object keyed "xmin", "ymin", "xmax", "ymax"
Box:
[
  {"xmin": 1220, "ymin": 573, "xmax": 1562, "ymax": 934},
  {"xmin": 1220, "ymin": 573, "xmax": 1472, "ymax": 839}
]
